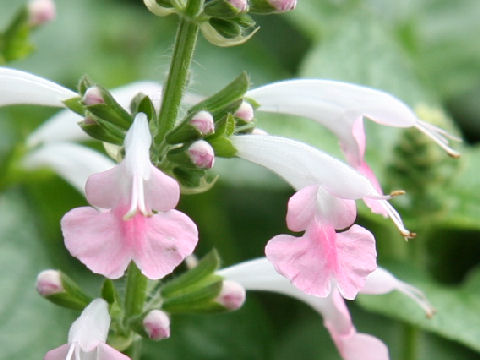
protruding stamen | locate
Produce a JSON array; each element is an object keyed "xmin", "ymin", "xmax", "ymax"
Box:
[
  {"xmin": 398, "ymin": 283, "xmax": 436, "ymax": 318},
  {"xmin": 415, "ymin": 120, "xmax": 461, "ymax": 159}
]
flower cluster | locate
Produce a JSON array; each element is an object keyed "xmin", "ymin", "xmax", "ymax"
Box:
[{"xmin": 0, "ymin": 41, "xmax": 456, "ymax": 358}]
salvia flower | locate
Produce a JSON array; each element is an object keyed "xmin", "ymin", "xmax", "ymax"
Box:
[
  {"xmin": 232, "ymin": 134, "xmax": 411, "ymax": 238},
  {"xmin": 247, "ymin": 79, "xmax": 460, "ymax": 215},
  {"xmin": 234, "ymin": 101, "xmax": 254, "ymax": 122},
  {"xmin": 218, "ymin": 258, "xmax": 390, "ymax": 360},
  {"xmin": 266, "ymin": 185, "xmax": 377, "ymax": 299},
  {"xmin": 219, "ymin": 258, "xmax": 434, "ymax": 360},
  {"xmin": 44, "ymin": 298, "xmax": 129, "ymax": 360},
  {"xmin": 61, "ymin": 113, "xmax": 198, "ymax": 279}
]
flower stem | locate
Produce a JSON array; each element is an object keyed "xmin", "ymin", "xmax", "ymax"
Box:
[
  {"xmin": 402, "ymin": 325, "xmax": 419, "ymax": 360},
  {"xmin": 124, "ymin": 262, "xmax": 148, "ymax": 321},
  {"xmin": 155, "ymin": 0, "xmax": 204, "ymax": 142}
]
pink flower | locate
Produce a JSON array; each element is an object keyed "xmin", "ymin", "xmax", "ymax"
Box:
[
  {"xmin": 247, "ymin": 80, "xmax": 459, "ymax": 216},
  {"xmin": 44, "ymin": 299, "xmax": 130, "ymax": 360},
  {"xmin": 232, "ymin": 134, "xmax": 412, "ymax": 238},
  {"xmin": 61, "ymin": 113, "xmax": 198, "ymax": 279},
  {"xmin": 218, "ymin": 258, "xmax": 391, "ymax": 360},
  {"xmin": 265, "ymin": 185, "xmax": 377, "ymax": 299}
]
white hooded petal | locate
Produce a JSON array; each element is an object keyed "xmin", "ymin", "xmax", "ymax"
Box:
[
  {"xmin": 232, "ymin": 134, "xmax": 378, "ymax": 199},
  {"xmin": 247, "ymin": 79, "xmax": 459, "ymax": 158},
  {"xmin": 0, "ymin": 67, "xmax": 76, "ymax": 107},
  {"xmin": 68, "ymin": 299, "xmax": 110, "ymax": 352},
  {"xmin": 22, "ymin": 142, "xmax": 115, "ymax": 193}
]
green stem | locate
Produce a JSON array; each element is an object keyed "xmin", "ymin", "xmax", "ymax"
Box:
[
  {"xmin": 124, "ymin": 263, "xmax": 148, "ymax": 321},
  {"xmin": 155, "ymin": 0, "xmax": 204, "ymax": 142},
  {"xmin": 123, "ymin": 335, "xmax": 143, "ymax": 360},
  {"xmin": 402, "ymin": 325, "xmax": 418, "ymax": 360}
]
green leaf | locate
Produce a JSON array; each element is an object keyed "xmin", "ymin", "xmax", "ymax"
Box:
[
  {"xmin": 357, "ymin": 264, "xmax": 480, "ymax": 352},
  {"xmin": 188, "ymin": 72, "xmax": 250, "ymax": 115},
  {"xmin": 161, "ymin": 250, "xmax": 221, "ymax": 298},
  {"xmin": 0, "ymin": 7, "xmax": 35, "ymax": 63},
  {"xmin": 0, "ymin": 191, "xmax": 73, "ymax": 359}
]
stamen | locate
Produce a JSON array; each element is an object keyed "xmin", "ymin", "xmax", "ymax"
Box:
[
  {"xmin": 398, "ymin": 282, "xmax": 436, "ymax": 318},
  {"xmin": 380, "ymin": 201, "xmax": 414, "ymax": 240},
  {"xmin": 389, "ymin": 190, "xmax": 405, "ymax": 197},
  {"xmin": 123, "ymin": 175, "xmax": 139, "ymax": 220},
  {"xmin": 415, "ymin": 120, "xmax": 461, "ymax": 158}
]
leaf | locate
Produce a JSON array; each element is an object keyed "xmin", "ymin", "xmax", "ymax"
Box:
[
  {"xmin": 0, "ymin": 190, "xmax": 73, "ymax": 359},
  {"xmin": 357, "ymin": 263, "xmax": 480, "ymax": 353}
]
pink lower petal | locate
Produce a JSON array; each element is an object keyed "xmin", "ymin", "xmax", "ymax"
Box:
[
  {"xmin": 335, "ymin": 224, "xmax": 377, "ymax": 300},
  {"xmin": 98, "ymin": 344, "xmax": 131, "ymax": 360},
  {"xmin": 266, "ymin": 223, "xmax": 376, "ymax": 299},
  {"xmin": 133, "ymin": 209, "xmax": 198, "ymax": 279},
  {"xmin": 265, "ymin": 225, "xmax": 337, "ymax": 297},
  {"xmin": 44, "ymin": 344, "xmax": 70, "ymax": 360},
  {"xmin": 61, "ymin": 207, "xmax": 132, "ymax": 279}
]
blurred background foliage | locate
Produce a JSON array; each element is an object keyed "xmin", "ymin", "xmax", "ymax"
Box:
[{"xmin": 0, "ymin": 0, "xmax": 479, "ymax": 359}]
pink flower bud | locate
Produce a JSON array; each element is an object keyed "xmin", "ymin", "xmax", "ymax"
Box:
[
  {"xmin": 234, "ymin": 101, "xmax": 254, "ymax": 122},
  {"xmin": 28, "ymin": 0, "xmax": 56, "ymax": 27},
  {"xmin": 216, "ymin": 280, "xmax": 246, "ymax": 311},
  {"xmin": 268, "ymin": 0, "xmax": 297, "ymax": 12},
  {"xmin": 188, "ymin": 140, "xmax": 215, "ymax": 169},
  {"xmin": 82, "ymin": 87, "xmax": 104, "ymax": 105},
  {"xmin": 36, "ymin": 269, "xmax": 63, "ymax": 296},
  {"xmin": 143, "ymin": 310, "xmax": 170, "ymax": 340},
  {"xmin": 190, "ymin": 110, "xmax": 214, "ymax": 135},
  {"xmin": 229, "ymin": 0, "xmax": 248, "ymax": 11}
]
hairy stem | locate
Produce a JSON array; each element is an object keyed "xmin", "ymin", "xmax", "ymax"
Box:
[{"xmin": 155, "ymin": 0, "xmax": 204, "ymax": 142}]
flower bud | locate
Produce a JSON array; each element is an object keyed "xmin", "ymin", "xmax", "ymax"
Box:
[
  {"xmin": 82, "ymin": 87, "xmax": 104, "ymax": 105},
  {"xmin": 188, "ymin": 140, "xmax": 215, "ymax": 169},
  {"xmin": 249, "ymin": 0, "xmax": 296, "ymax": 14},
  {"xmin": 28, "ymin": 0, "xmax": 56, "ymax": 27},
  {"xmin": 190, "ymin": 111, "xmax": 214, "ymax": 136},
  {"xmin": 36, "ymin": 269, "xmax": 63, "ymax": 296},
  {"xmin": 229, "ymin": 0, "xmax": 248, "ymax": 12},
  {"xmin": 268, "ymin": 0, "xmax": 297, "ymax": 12},
  {"xmin": 215, "ymin": 280, "xmax": 246, "ymax": 311},
  {"xmin": 251, "ymin": 128, "xmax": 269, "ymax": 136},
  {"xmin": 234, "ymin": 101, "xmax": 254, "ymax": 122},
  {"xmin": 143, "ymin": 310, "xmax": 171, "ymax": 340}
]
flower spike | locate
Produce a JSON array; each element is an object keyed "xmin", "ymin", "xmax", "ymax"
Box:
[{"xmin": 61, "ymin": 113, "xmax": 198, "ymax": 279}]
